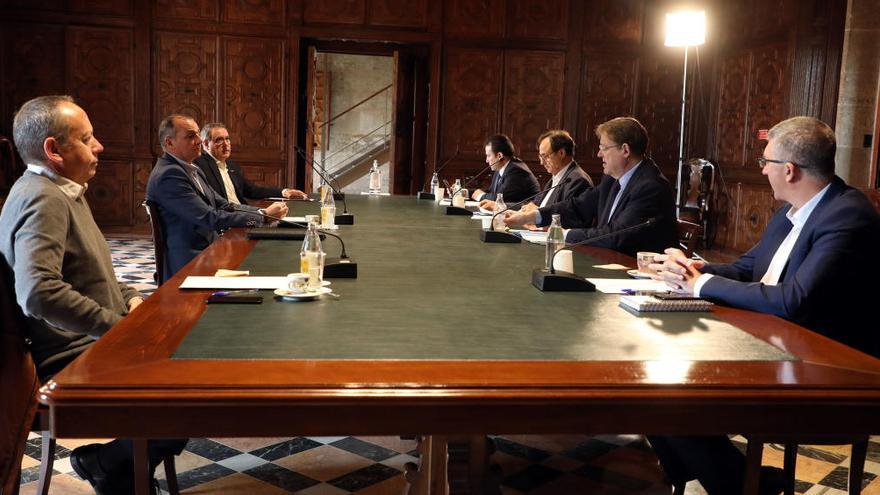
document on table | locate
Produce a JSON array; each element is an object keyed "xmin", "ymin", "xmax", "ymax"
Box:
[
  {"xmin": 281, "ymin": 216, "xmax": 307, "ymax": 223},
  {"xmin": 585, "ymin": 278, "xmax": 670, "ymax": 294},
  {"xmin": 511, "ymin": 230, "xmax": 548, "ymax": 244},
  {"xmin": 180, "ymin": 276, "xmax": 288, "ymax": 290}
]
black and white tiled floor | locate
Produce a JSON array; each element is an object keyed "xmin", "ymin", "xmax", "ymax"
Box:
[{"xmin": 17, "ymin": 237, "xmax": 880, "ymax": 494}]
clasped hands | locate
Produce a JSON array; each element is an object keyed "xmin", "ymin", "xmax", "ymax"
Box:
[{"xmin": 649, "ymin": 248, "xmax": 706, "ymax": 294}]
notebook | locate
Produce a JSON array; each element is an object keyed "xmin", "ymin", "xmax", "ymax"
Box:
[{"xmin": 619, "ymin": 295, "xmax": 713, "ymax": 312}]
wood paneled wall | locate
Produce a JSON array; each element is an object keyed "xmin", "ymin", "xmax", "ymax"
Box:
[{"xmin": 0, "ymin": 0, "xmax": 846, "ymax": 250}]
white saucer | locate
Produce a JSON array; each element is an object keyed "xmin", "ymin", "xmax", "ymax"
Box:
[
  {"xmin": 274, "ymin": 286, "xmax": 332, "ymax": 301},
  {"xmin": 627, "ymin": 269, "xmax": 653, "ymax": 279}
]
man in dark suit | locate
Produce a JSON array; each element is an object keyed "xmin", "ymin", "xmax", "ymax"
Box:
[
  {"xmin": 146, "ymin": 115, "xmax": 288, "ymax": 283},
  {"xmin": 519, "ymin": 129, "xmax": 592, "ymax": 213},
  {"xmin": 471, "ymin": 134, "xmax": 540, "ymax": 205},
  {"xmin": 504, "ymin": 117, "xmax": 677, "ymax": 257},
  {"xmin": 194, "ymin": 122, "xmax": 306, "ymax": 205},
  {"xmin": 649, "ymin": 116, "xmax": 880, "ymax": 494}
]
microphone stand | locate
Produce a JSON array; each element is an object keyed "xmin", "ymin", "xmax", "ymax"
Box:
[
  {"xmin": 225, "ymin": 204, "xmax": 357, "ymax": 278},
  {"xmin": 480, "ymin": 177, "xmax": 572, "ymax": 244},
  {"xmin": 417, "ymin": 148, "xmax": 460, "ymax": 200},
  {"xmin": 446, "ymin": 162, "xmax": 495, "ymax": 216},
  {"xmin": 294, "ymin": 145, "xmax": 354, "ymax": 225},
  {"xmin": 532, "ymin": 218, "xmax": 657, "ymax": 292}
]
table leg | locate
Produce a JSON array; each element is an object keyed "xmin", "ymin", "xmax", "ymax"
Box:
[
  {"xmin": 405, "ymin": 435, "xmax": 449, "ymax": 495},
  {"xmin": 133, "ymin": 439, "xmax": 151, "ymax": 495}
]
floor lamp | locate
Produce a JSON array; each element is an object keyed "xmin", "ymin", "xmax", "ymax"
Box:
[{"xmin": 665, "ymin": 11, "xmax": 706, "ymax": 219}]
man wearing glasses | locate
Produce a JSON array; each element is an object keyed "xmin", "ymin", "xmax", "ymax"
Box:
[
  {"xmin": 512, "ymin": 129, "xmax": 593, "ymax": 215},
  {"xmin": 194, "ymin": 122, "xmax": 306, "ymax": 205},
  {"xmin": 504, "ymin": 117, "xmax": 677, "ymax": 257},
  {"xmin": 648, "ymin": 116, "xmax": 880, "ymax": 493}
]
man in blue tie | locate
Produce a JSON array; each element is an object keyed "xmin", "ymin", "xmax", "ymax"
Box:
[
  {"xmin": 145, "ymin": 115, "xmax": 288, "ymax": 283},
  {"xmin": 503, "ymin": 117, "xmax": 677, "ymax": 257},
  {"xmin": 648, "ymin": 116, "xmax": 880, "ymax": 494}
]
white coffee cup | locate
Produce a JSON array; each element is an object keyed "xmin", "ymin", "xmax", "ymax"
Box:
[
  {"xmin": 286, "ymin": 273, "xmax": 309, "ymax": 293},
  {"xmin": 480, "ymin": 216, "xmax": 493, "ymax": 229},
  {"xmin": 452, "ymin": 193, "xmax": 466, "ymax": 208},
  {"xmin": 434, "ymin": 186, "xmax": 445, "ymax": 202},
  {"xmin": 637, "ymin": 251, "xmax": 660, "ymax": 273},
  {"xmin": 552, "ymin": 250, "xmax": 574, "ymax": 273}
]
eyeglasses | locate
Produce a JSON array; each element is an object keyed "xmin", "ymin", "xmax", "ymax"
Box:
[
  {"xmin": 598, "ymin": 143, "xmax": 622, "ymax": 152},
  {"xmin": 756, "ymin": 157, "xmax": 790, "ymax": 168},
  {"xmin": 538, "ymin": 151, "xmax": 557, "ymax": 161},
  {"xmin": 212, "ymin": 137, "xmax": 232, "ymax": 144}
]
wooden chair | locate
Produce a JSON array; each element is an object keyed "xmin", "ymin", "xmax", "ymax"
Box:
[
  {"xmin": 677, "ymin": 219, "xmax": 703, "ymax": 258},
  {"xmin": 142, "ymin": 199, "xmax": 166, "ymax": 284},
  {"xmin": 743, "ymin": 436, "xmax": 869, "ymax": 495},
  {"xmin": 1, "ymin": 263, "xmax": 180, "ymax": 494}
]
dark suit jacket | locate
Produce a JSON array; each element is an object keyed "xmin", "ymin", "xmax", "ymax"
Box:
[
  {"xmin": 146, "ymin": 153, "xmax": 263, "ymax": 283},
  {"xmin": 701, "ymin": 176, "xmax": 880, "ymax": 357},
  {"xmin": 538, "ymin": 158, "xmax": 677, "ymax": 256},
  {"xmin": 194, "ymin": 152, "xmax": 282, "ymax": 205},
  {"xmin": 533, "ymin": 161, "xmax": 593, "ymax": 207},
  {"xmin": 481, "ymin": 159, "xmax": 540, "ymax": 204}
]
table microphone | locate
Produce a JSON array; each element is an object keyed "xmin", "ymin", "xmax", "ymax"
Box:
[
  {"xmin": 533, "ymin": 218, "xmax": 656, "ymax": 291},
  {"xmin": 445, "ymin": 161, "xmax": 495, "ymax": 216},
  {"xmin": 293, "ymin": 145, "xmax": 354, "ymax": 225},
  {"xmin": 223, "ymin": 204, "xmax": 357, "ymax": 278},
  {"xmin": 417, "ymin": 148, "xmax": 460, "ymax": 200},
  {"xmin": 480, "ymin": 177, "xmax": 573, "ymax": 244}
]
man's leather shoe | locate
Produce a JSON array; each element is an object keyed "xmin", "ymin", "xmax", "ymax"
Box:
[
  {"xmin": 759, "ymin": 466, "xmax": 788, "ymax": 495},
  {"xmin": 70, "ymin": 443, "xmax": 110, "ymax": 488}
]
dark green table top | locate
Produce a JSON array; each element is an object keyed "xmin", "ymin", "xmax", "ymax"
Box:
[{"xmin": 173, "ymin": 196, "xmax": 793, "ymax": 362}]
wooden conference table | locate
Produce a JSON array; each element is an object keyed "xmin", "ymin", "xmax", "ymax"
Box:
[{"xmin": 40, "ymin": 195, "xmax": 880, "ymax": 494}]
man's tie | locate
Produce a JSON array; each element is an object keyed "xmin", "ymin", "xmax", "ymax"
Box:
[
  {"xmin": 489, "ymin": 172, "xmax": 500, "ymax": 194},
  {"xmin": 602, "ymin": 181, "xmax": 621, "ymax": 225}
]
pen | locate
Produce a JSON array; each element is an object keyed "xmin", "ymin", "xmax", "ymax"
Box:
[{"xmin": 211, "ymin": 290, "xmax": 259, "ymax": 297}]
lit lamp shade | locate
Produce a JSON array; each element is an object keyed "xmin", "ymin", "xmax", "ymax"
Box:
[{"xmin": 664, "ymin": 11, "xmax": 706, "ymax": 47}]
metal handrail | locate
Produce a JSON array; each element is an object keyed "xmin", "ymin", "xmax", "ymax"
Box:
[
  {"xmin": 318, "ymin": 84, "xmax": 392, "ymax": 130},
  {"xmin": 322, "ymin": 120, "xmax": 391, "ymax": 164}
]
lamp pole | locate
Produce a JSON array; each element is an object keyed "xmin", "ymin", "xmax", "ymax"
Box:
[{"xmin": 675, "ymin": 45, "xmax": 689, "ymax": 220}]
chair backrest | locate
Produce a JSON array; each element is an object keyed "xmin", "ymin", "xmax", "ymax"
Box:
[
  {"xmin": 677, "ymin": 219, "xmax": 703, "ymax": 258},
  {"xmin": 142, "ymin": 200, "xmax": 166, "ymax": 284},
  {"xmin": 0, "ymin": 264, "xmax": 39, "ymax": 494}
]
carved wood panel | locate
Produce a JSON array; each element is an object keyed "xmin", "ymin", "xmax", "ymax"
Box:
[
  {"xmin": 508, "ymin": 0, "xmax": 568, "ymax": 40},
  {"xmin": 733, "ymin": 183, "xmax": 777, "ymax": 253},
  {"xmin": 222, "ymin": 0, "xmax": 284, "ymax": 26},
  {"xmin": 637, "ymin": 55, "xmax": 683, "ymax": 173},
  {"xmin": 745, "ymin": 43, "xmax": 789, "ymax": 163},
  {"xmin": 239, "ymin": 163, "xmax": 282, "ymax": 189},
  {"xmin": 155, "ymin": 32, "xmax": 217, "ymax": 138},
  {"xmin": 369, "ymin": 0, "xmax": 428, "ymax": 28},
  {"xmin": 2, "ymin": 0, "xmax": 61, "ymax": 9},
  {"xmin": 715, "ymin": 51, "xmax": 750, "ymax": 167},
  {"xmin": 303, "ymin": 0, "xmax": 365, "ymax": 25},
  {"xmin": 502, "ymin": 50, "xmax": 565, "ymax": 161},
  {"xmin": 579, "ymin": 53, "xmax": 639, "ymax": 167},
  {"xmin": 441, "ymin": 47, "xmax": 502, "ymax": 161},
  {"xmin": 68, "ymin": 0, "xmax": 132, "ymax": 16},
  {"xmin": 1, "ymin": 24, "xmax": 65, "ymax": 128},
  {"xmin": 748, "ymin": 0, "xmax": 796, "ymax": 39},
  {"xmin": 222, "ymin": 37, "xmax": 285, "ymax": 158},
  {"xmin": 583, "ymin": 0, "xmax": 643, "ymax": 45},
  {"xmin": 86, "ymin": 160, "xmax": 132, "ymax": 226},
  {"xmin": 443, "ymin": 0, "xmax": 504, "ymax": 38},
  {"xmin": 67, "ymin": 27, "xmax": 134, "ymax": 150},
  {"xmin": 154, "ymin": 0, "xmax": 218, "ymax": 21}
]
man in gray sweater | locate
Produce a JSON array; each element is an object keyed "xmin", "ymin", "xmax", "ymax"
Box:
[{"xmin": 0, "ymin": 95, "xmax": 184, "ymax": 494}]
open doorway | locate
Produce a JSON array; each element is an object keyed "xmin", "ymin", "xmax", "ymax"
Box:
[{"xmin": 297, "ymin": 40, "xmax": 430, "ymax": 196}]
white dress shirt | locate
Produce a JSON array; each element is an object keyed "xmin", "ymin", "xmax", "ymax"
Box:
[
  {"xmin": 26, "ymin": 163, "xmax": 87, "ymax": 200},
  {"xmin": 539, "ymin": 161, "xmax": 574, "ymax": 208},
  {"xmin": 207, "ymin": 152, "xmax": 241, "ymax": 204},
  {"xmin": 694, "ymin": 182, "xmax": 832, "ymax": 295}
]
